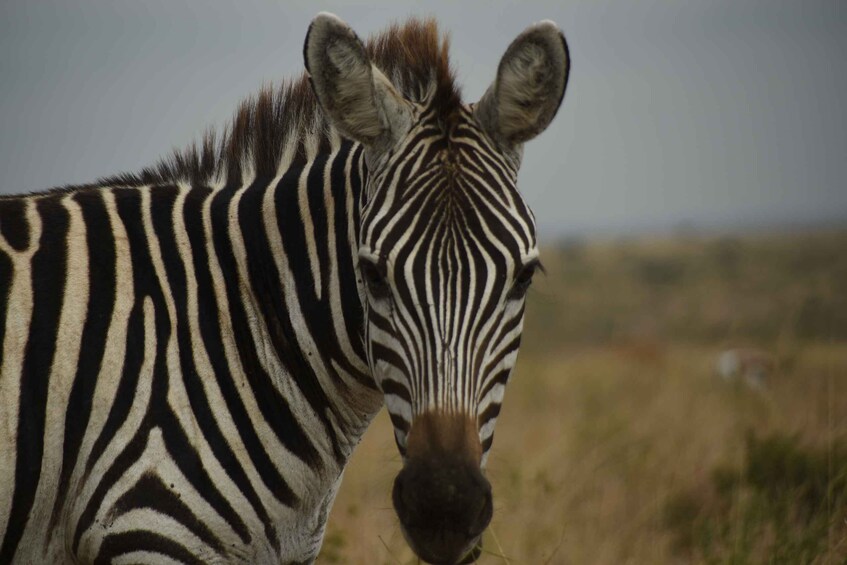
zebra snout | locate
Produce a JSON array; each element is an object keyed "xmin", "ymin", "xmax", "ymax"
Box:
[
  {"xmin": 392, "ymin": 411, "xmax": 491, "ymax": 564},
  {"xmin": 393, "ymin": 457, "xmax": 492, "ymax": 564}
]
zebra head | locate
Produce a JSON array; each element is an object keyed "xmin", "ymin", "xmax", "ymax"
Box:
[{"xmin": 306, "ymin": 14, "xmax": 569, "ymax": 564}]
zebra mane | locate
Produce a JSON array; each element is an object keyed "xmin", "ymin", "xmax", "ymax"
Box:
[{"xmin": 101, "ymin": 18, "xmax": 460, "ymax": 189}]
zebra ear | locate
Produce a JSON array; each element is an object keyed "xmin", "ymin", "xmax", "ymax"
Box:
[
  {"xmin": 475, "ymin": 21, "xmax": 570, "ymax": 150},
  {"xmin": 305, "ymin": 13, "xmax": 412, "ymax": 150}
]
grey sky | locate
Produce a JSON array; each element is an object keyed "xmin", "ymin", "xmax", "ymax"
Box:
[{"xmin": 1, "ymin": 0, "xmax": 845, "ymax": 238}]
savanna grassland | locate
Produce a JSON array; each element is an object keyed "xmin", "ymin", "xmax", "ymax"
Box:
[{"xmin": 319, "ymin": 230, "xmax": 847, "ymax": 564}]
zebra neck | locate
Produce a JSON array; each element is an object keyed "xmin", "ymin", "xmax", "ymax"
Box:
[{"xmin": 222, "ymin": 141, "xmax": 381, "ymax": 466}]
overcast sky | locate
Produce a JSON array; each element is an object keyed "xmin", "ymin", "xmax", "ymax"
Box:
[{"xmin": 1, "ymin": 0, "xmax": 845, "ymax": 238}]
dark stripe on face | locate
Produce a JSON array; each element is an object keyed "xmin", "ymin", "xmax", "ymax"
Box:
[
  {"xmin": 455, "ymin": 168, "xmax": 532, "ymax": 254},
  {"xmin": 480, "ymin": 433, "xmax": 494, "ymax": 454},
  {"xmin": 380, "ymin": 181, "xmax": 445, "ymax": 323},
  {"xmin": 359, "ymin": 110, "xmax": 538, "ymax": 457},
  {"xmin": 391, "ymin": 197, "xmax": 450, "ymax": 403},
  {"xmin": 369, "ymin": 342, "xmax": 413, "ymax": 385},
  {"xmin": 477, "ymin": 367, "xmax": 513, "ymax": 406},
  {"xmin": 364, "ymin": 135, "xmax": 440, "ymax": 239},
  {"xmin": 481, "ymin": 320, "xmax": 524, "ymax": 381},
  {"xmin": 477, "ymin": 402, "xmax": 501, "ymax": 430},
  {"xmin": 379, "ymin": 377, "xmax": 413, "ymax": 406},
  {"xmin": 0, "ymin": 196, "xmax": 68, "ymax": 562},
  {"xmin": 387, "ymin": 190, "xmax": 519, "ymax": 403},
  {"xmin": 452, "ymin": 133, "xmax": 518, "ymax": 191},
  {"xmin": 450, "ymin": 204, "xmax": 510, "ymax": 357},
  {"xmin": 369, "ymin": 161, "xmax": 443, "ymax": 246}
]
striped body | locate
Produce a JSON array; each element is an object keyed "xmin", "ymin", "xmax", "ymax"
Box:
[
  {"xmin": 0, "ymin": 14, "xmax": 570, "ymax": 565},
  {"xmin": 0, "ymin": 140, "xmax": 381, "ymax": 563}
]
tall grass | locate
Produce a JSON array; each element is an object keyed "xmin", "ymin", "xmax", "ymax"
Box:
[{"xmin": 665, "ymin": 432, "xmax": 847, "ymax": 563}]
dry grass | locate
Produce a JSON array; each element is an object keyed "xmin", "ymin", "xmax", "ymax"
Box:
[{"xmin": 318, "ymin": 231, "xmax": 847, "ymax": 564}]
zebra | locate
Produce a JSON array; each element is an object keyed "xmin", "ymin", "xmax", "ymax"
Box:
[{"xmin": 0, "ymin": 12, "xmax": 570, "ymax": 565}]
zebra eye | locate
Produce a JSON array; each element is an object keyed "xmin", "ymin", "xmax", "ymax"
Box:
[
  {"xmin": 508, "ymin": 262, "xmax": 539, "ymax": 300},
  {"xmin": 360, "ymin": 259, "xmax": 390, "ymax": 300}
]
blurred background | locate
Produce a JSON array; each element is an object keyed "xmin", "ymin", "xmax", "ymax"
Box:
[{"xmin": 2, "ymin": 0, "xmax": 845, "ymax": 562}]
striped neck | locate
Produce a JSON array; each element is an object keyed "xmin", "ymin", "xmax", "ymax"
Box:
[{"xmin": 210, "ymin": 138, "xmax": 381, "ymax": 469}]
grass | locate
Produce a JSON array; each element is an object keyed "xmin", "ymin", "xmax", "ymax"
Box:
[
  {"xmin": 665, "ymin": 431, "xmax": 847, "ymax": 563},
  {"xmin": 318, "ymin": 230, "xmax": 847, "ymax": 564}
]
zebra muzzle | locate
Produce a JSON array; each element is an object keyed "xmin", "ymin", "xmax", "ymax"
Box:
[{"xmin": 392, "ymin": 412, "xmax": 492, "ymax": 564}]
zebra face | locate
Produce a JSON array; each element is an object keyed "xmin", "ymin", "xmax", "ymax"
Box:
[
  {"xmin": 355, "ymin": 114, "xmax": 542, "ymax": 458},
  {"xmin": 306, "ymin": 13, "xmax": 569, "ymax": 564}
]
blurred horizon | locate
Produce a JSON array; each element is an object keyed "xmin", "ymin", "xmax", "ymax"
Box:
[
  {"xmin": 542, "ymin": 213, "xmax": 847, "ymax": 241},
  {"xmin": 1, "ymin": 0, "xmax": 845, "ymax": 238}
]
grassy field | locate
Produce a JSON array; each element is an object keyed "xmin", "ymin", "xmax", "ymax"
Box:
[{"xmin": 318, "ymin": 230, "xmax": 847, "ymax": 564}]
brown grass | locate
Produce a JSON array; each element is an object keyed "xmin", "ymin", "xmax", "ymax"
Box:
[{"xmin": 318, "ymin": 231, "xmax": 847, "ymax": 564}]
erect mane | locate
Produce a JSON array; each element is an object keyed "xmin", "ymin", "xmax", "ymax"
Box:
[{"xmin": 102, "ymin": 18, "xmax": 460, "ymax": 189}]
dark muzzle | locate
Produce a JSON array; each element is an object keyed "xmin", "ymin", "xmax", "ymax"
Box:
[
  {"xmin": 393, "ymin": 457, "xmax": 492, "ymax": 564},
  {"xmin": 393, "ymin": 412, "xmax": 492, "ymax": 564}
]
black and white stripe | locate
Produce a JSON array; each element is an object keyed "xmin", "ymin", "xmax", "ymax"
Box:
[
  {"xmin": 0, "ymin": 139, "xmax": 379, "ymax": 562},
  {"xmin": 358, "ymin": 105, "xmax": 541, "ymax": 464},
  {"xmin": 0, "ymin": 13, "xmax": 569, "ymax": 564}
]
